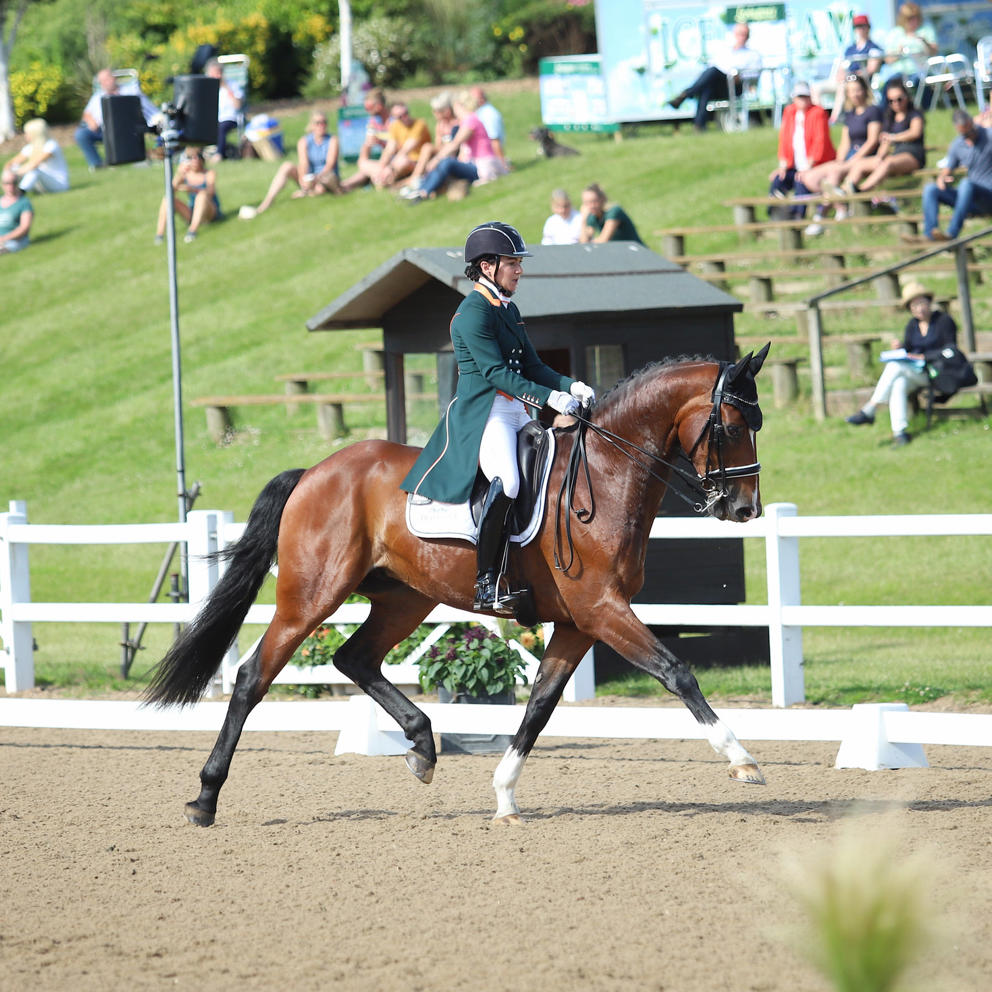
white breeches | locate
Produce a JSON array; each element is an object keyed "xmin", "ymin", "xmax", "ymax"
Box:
[
  {"xmin": 479, "ymin": 395, "xmax": 533, "ymax": 499},
  {"xmin": 869, "ymin": 361, "xmax": 930, "ymax": 434}
]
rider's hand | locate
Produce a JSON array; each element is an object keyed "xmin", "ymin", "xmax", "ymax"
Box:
[
  {"xmin": 547, "ymin": 390, "xmax": 580, "ymax": 415},
  {"xmin": 570, "ymin": 381, "xmax": 596, "ymax": 405}
]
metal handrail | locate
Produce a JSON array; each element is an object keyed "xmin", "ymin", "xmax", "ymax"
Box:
[{"xmin": 803, "ymin": 223, "xmax": 992, "ymax": 419}]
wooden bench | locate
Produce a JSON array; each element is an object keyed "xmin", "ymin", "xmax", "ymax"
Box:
[
  {"xmin": 657, "ymin": 213, "xmax": 922, "ymax": 256},
  {"xmin": 192, "ymin": 391, "xmax": 438, "ymax": 443}
]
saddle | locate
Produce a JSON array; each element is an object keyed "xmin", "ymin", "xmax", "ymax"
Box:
[{"xmin": 468, "ymin": 420, "xmax": 552, "ymax": 533}]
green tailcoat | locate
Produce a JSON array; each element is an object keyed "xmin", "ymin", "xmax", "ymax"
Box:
[{"xmin": 401, "ymin": 283, "xmax": 575, "ymax": 503}]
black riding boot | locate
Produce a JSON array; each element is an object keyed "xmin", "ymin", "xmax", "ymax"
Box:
[{"xmin": 473, "ymin": 477, "xmax": 516, "ymax": 615}]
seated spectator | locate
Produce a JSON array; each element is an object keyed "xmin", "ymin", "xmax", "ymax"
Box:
[
  {"xmin": 340, "ymin": 88, "xmax": 390, "ymax": 192},
  {"xmin": 155, "ymin": 147, "xmax": 221, "ymax": 244},
  {"xmin": 0, "ymin": 169, "xmax": 34, "ymax": 254},
  {"xmin": 906, "ymin": 109, "xmax": 992, "ymax": 243},
  {"xmin": 400, "ymin": 91, "xmax": 458, "ymax": 195},
  {"xmin": 813, "ymin": 14, "xmax": 884, "ymax": 123},
  {"xmin": 578, "ymin": 183, "xmax": 644, "ymax": 244},
  {"xmin": 75, "ymin": 68, "xmax": 158, "ymax": 171},
  {"xmin": 667, "ymin": 22, "xmax": 763, "ymax": 132},
  {"xmin": 881, "ymin": 2, "xmax": 937, "ymax": 96},
  {"xmin": 802, "ymin": 73, "xmax": 882, "ymax": 232},
  {"xmin": 470, "ymin": 84, "xmax": 507, "ymax": 169},
  {"xmin": 205, "ymin": 58, "xmax": 244, "ymax": 160},
  {"xmin": 541, "ymin": 189, "xmax": 583, "ymax": 245},
  {"xmin": 246, "ymin": 110, "xmax": 340, "ymax": 216},
  {"xmin": 845, "ymin": 281, "xmax": 956, "ymax": 446},
  {"xmin": 370, "ymin": 100, "xmax": 431, "ymax": 189},
  {"xmin": 405, "ymin": 90, "xmax": 507, "ymax": 203},
  {"xmin": 5, "ymin": 118, "xmax": 70, "ymax": 194},
  {"xmin": 842, "ymin": 78, "xmax": 924, "ymax": 194},
  {"xmin": 767, "ymin": 82, "xmax": 835, "ymax": 227}
]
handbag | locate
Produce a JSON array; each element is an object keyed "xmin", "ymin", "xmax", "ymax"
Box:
[{"xmin": 927, "ymin": 346, "xmax": 977, "ymax": 403}]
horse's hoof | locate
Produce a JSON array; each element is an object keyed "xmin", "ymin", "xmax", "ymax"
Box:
[
  {"xmin": 729, "ymin": 763, "xmax": 766, "ymax": 785},
  {"xmin": 405, "ymin": 749, "xmax": 435, "ymax": 785},
  {"xmin": 493, "ymin": 813, "xmax": 524, "ymax": 825},
  {"xmin": 184, "ymin": 802, "xmax": 216, "ymax": 827}
]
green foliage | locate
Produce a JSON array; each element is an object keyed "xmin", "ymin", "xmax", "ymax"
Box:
[
  {"xmin": 8, "ymin": 60, "xmax": 73, "ymax": 129},
  {"xmin": 493, "ymin": 0, "xmax": 596, "ymax": 74},
  {"xmin": 417, "ymin": 624, "xmax": 528, "ymax": 696}
]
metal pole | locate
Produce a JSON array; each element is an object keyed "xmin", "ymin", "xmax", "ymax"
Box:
[{"xmin": 161, "ymin": 110, "xmax": 190, "ymax": 599}]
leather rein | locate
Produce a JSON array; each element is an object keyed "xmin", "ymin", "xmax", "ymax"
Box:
[{"xmin": 553, "ymin": 363, "xmax": 761, "ymax": 572}]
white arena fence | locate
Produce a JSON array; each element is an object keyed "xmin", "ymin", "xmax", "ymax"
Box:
[{"xmin": 2, "ymin": 500, "xmax": 991, "ymax": 769}]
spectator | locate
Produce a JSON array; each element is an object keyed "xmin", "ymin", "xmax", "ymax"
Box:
[
  {"xmin": 803, "ymin": 73, "xmax": 882, "ymax": 232},
  {"xmin": 405, "ymin": 90, "xmax": 507, "ymax": 204},
  {"xmin": 541, "ymin": 189, "xmax": 583, "ymax": 245},
  {"xmin": 204, "ymin": 58, "xmax": 244, "ymax": 160},
  {"xmin": 906, "ymin": 109, "xmax": 992, "ymax": 243},
  {"xmin": 371, "ymin": 100, "xmax": 431, "ymax": 189},
  {"xmin": 245, "ymin": 110, "xmax": 340, "ymax": 217},
  {"xmin": 75, "ymin": 68, "xmax": 157, "ymax": 171},
  {"xmin": 340, "ymin": 88, "xmax": 390, "ymax": 192},
  {"xmin": 154, "ymin": 147, "xmax": 221, "ymax": 244},
  {"xmin": 578, "ymin": 183, "xmax": 644, "ymax": 244},
  {"xmin": 881, "ymin": 2, "xmax": 938, "ymax": 95},
  {"xmin": 0, "ymin": 169, "xmax": 33, "ymax": 254},
  {"xmin": 5, "ymin": 118, "xmax": 70, "ymax": 194},
  {"xmin": 845, "ymin": 281, "xmax": 957, "ymax": 445},
  {"xmin": 668, "ymin": 22, "xmax": 763, "ymax": 132},
  {"xmin": 470, "ymin": 85, "xmax": 507, "ymax": 169},
  {"xmin": 401, "ymin": 91, "xmax": 458, "ymax": 195},
  {"xmin": 842, "ymin": 78, "xmax": 924, "ymax": 193},
  {"xmin": 813, "ymin": 14, "xmax": 884, "ymax": 123},
  {"xmin": 767, "ymin": 82, "xmax": 835, "ymax": 229}
]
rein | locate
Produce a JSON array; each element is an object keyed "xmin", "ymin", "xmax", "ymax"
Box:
[{"xmin": 553, "ymin": 364, "xmax": 761, "ymax": 573}]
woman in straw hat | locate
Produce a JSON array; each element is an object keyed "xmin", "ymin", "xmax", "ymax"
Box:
[{"xmin": 845, "ymin": 280, "xmax": 958, "ymax": 445}]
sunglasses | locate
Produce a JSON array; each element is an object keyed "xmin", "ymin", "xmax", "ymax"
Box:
[
  {"xmin": 845, "ymin": 73, "xmax": 863, "ymax": 82},
  {"xmin": 888, "ymin": 95, "xmax": 908, "ymax": 103}
]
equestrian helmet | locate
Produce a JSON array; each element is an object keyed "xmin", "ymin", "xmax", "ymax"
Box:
[{"xmin": 464, "ymin": 222, "xmax": 532, "ymax": 264}]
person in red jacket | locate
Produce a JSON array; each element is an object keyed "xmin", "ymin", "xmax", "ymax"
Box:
[{"xmin": 767, "ymin": 81, "xmax": 835, "ymax": 226}]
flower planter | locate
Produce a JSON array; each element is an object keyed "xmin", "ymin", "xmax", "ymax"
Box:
[{"xmin": 437, "ymin": 686, "xmax": 515, "ymax": 755}]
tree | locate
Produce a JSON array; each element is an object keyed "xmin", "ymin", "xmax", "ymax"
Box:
[{"xmin": 0, "ymin": 0, "xmax": 37, "ymax": 139}]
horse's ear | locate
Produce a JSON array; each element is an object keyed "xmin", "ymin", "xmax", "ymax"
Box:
[
  {"xmin": 749, "ymin": 342, "xmax": 771, "ymax": 377},
  {"xmin": 728, "ymin": 350, "xmax": 754, "ymax": 383}
]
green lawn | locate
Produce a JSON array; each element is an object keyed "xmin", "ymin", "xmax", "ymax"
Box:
[{"xmin": 3, "ymin": 82, "xmax": 990, "ymax": 704}]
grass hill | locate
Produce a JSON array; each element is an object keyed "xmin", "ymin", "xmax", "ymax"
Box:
[{"xmin": 3, "ymin": 81, "xmax": 990, "ymax": 703}]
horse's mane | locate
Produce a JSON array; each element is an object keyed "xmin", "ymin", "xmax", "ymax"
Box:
[{"xmin": 593, "ymin": 354, "xmax": 719, "ymax": 427}]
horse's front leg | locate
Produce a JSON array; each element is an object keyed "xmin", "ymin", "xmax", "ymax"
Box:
[
  {"xmin": 589, "ymin": 602, "xmax": 764, "ymax": 785},
  {"xmin": 492, "ymin": 623, "xmax": 594, "ymax": 824}
]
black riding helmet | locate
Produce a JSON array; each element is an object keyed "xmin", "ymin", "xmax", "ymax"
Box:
[{"xmin": 464, "ymin": 221, "xmax": 532, "ymax": 264}]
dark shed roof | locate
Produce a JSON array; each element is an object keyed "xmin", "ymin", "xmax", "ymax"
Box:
[{"xmin": 306, "ymin": 242, "xmax": 741, "ymax": 331}]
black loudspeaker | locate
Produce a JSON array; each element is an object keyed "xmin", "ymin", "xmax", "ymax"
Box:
[
  {"xmin": 173, "ymin": 75, "xmax": 219, "ymax": 145},
  {"xmin": 102, "ymin": 95, "xmax": 147, "ymax": 165}
]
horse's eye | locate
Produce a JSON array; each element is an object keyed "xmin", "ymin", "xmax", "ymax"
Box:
[{"xmin": 726, "ymin": 424, "xmax": 744, "ymax": 440}]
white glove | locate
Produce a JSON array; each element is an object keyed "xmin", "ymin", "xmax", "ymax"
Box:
[
  {"xmin": 547, "ymin": 389, "xmax": 580, "ymax": 415},
  {"xmin": 570, "ymin": 381, "xmax": 596, "ymax": 405}
]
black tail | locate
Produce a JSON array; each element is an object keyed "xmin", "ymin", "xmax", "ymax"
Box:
[{"xmin": 143, "ymin": 468, "xmax": 307, "ymax": 707}]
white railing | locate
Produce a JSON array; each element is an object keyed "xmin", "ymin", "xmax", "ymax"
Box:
[{"xmin": 3, "ymin": 501, "xmax": 991, "ymax": 705}]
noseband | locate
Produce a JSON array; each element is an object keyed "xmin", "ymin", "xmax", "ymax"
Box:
[{"xmin": 554, "ymin": 363, "xmax": 761, "ymax": 571}]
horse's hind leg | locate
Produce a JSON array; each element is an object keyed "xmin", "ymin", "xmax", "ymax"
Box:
[
  {"xmin": 492, "ymin": 624, "xmax": 594, "ymax": 823},
  {"xmin": 589, "ymin": 602, "xmax": 764, "ymax": 785},
  {"xmin": 332, "ymin": 588, "xmax": 439, "ymax": 784}
]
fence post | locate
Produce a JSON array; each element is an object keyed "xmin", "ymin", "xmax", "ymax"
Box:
[
  {"xmin": 187, "ymin": 510, "xmax": 228, "ymax": 697},
  {"xmin": 0, "ymin": 501, "xmax": 35, "ymax": 692},
  {"xmin": 764, "ymin": 502, "xmax": 804, "ymax": 707}
]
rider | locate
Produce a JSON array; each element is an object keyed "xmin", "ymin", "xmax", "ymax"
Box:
[{"xmin": 401, "ymin": 221, "xmax": 596, "ymax": 614}]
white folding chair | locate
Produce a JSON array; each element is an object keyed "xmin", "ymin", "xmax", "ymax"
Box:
[
  {"xmin": 974, "ymin": 35, "xmax": 992, "ymax": 112},
  {"xmin": 914, "ymin": 54, "xmax": 972, "ymax": 111},
  {"xmin": 217, "ymin": 54, "xmax": 250, "ymax": 143}
]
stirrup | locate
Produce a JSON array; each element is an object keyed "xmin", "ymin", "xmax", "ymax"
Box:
[{"xmin": 473, "ymin": 573, "xmax": 521, "ymax": 617}]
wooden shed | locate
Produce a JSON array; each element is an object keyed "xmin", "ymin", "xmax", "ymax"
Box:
[{"xmin": 307, "ymin": 242, "xmax": 765, "ymax": 668}]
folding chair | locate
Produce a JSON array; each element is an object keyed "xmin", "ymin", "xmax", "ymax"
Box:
[
  {"xmin": 217, "ymin": 54, "xmax": 250, "ymax": 145},
  {"xmin": 974, "ymin": 36, "xmax": 992, "ymax": 113},
  {"xmin": 914, "ymin": 54, "xmax": 972, "ymax": 111}
]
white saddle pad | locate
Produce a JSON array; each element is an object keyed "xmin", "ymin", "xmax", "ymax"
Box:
[{"xmin": 405, "ymin": 429, "xmax": 556, "ymax": 547}]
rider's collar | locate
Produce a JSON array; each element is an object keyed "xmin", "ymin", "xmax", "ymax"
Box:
[{"xmin": 476, "ymin": 276, "xmax": 511, "ymax": 305}]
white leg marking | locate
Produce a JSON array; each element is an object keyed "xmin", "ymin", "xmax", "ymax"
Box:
[
  {"xmin": 707, "ymin": 719, "xmax": 755, "ymax": 767},
  {"xmin": 492, "ymin": 746, "xmax": 527, "ymax": 819}
]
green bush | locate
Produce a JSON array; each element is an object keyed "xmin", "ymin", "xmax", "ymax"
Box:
[{"xmin": 9, "ymin": 61, "xmax": 74, "ymax": 128}]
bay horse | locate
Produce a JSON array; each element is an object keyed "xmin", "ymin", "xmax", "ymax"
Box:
[{"xmin": 146, "ymin": 347, "xmax": 770, "ymax": 825}]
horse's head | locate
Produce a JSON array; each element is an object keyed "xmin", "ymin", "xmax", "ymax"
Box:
[{"xmin": 677, "ymin": 344, "xmax": 769, "ymax": 522}]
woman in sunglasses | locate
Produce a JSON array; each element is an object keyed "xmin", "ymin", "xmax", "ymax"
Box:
[{"xmin": 842, "ymin": 78, "xmax": 925, "ymax": 194}]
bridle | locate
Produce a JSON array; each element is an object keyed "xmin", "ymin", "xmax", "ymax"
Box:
[{"xmin": 554, "ymin": 362, "xmax": 761, "ymax": 571}]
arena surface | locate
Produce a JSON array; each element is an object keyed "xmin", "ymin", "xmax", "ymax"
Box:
[{"xmin": 2, "ymin": 725, "xmax": 989, "ymax": 991}]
